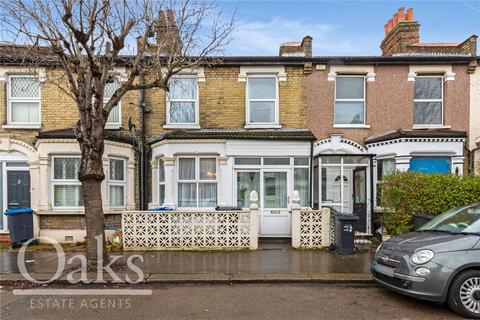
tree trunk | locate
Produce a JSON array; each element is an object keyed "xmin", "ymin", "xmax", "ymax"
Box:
[
  {"xmin": 78, "ymin": 119, "xmax": 107, "ymax": 269},
  {"xmin": 82, "ymin": 178, "xmax": 106, "ymax": 269}
]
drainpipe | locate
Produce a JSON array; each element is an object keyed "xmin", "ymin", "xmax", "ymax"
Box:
[{"xmin": 139, "ymin": 75, "xmax": 147, "ymax": 210}]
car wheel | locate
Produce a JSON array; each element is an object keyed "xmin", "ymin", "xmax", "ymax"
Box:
[{"xmin": 448, "ymin": 270, "xmax": 480, "ymax": 319}]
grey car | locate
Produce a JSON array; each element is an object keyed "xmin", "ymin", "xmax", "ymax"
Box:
[{"xmin": 372, "ymin": 203, "xmax": 480, "ymax": 318}]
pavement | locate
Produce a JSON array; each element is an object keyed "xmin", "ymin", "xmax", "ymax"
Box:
[
  {"xmin": 0, "ymin": 283, "xmax": 460, "ymax": 320},
  {"xmin": 0, "ymin": 240, "xmax": 374, "ymax": 284}
]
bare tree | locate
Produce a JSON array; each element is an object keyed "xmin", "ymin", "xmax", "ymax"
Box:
[{"xmin": 0, "ymin": 0, "xmax": 234, "ymax": 268}]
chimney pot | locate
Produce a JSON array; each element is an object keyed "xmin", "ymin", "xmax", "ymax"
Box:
[
  {"xmin": 167, "ymin": 9, "xmax": 175, "ymax": 24},
  {"xmin": 388, "ymin": 19, "xmax": 393, "ymax": 32},
  {"xmin": 406, "ymin": 8, "xmax": 413, "ymax": 21},
  {"xmin": 393, "ymin": 13, "xmax": 399, "ymax": 26},
  {"xmin": 384, "ymin": 23, "xmax": 389, "ymax": 36},
  {"xmin": 398, "ymin": 7, "xmax": 405, "ymax": 22}
]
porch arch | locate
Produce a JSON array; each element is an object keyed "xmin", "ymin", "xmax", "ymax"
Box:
[
  {"xmin": 313, "ymin": 134, "xmax": 367, "ymax": 156},
  {"xmin": 0, "ymin": 136, "xmax": 38, "ymax": 162}
]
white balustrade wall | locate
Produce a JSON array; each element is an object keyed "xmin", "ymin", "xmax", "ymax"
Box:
[
  {"xmin": 291, "ymin": 191, "xmax": 333, "ymax": 249},
  {"xmin": 122, "ymin": 191, "xmax": 259, "ymax": 250}
]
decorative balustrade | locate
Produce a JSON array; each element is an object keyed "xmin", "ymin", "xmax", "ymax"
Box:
[
  {"xmin": 122, "ymin": 191, "xmax": 259, "ymax": 250},
  {"xmin": 291, "ymin": 191, "xmax": 333, "ymax": 249}
]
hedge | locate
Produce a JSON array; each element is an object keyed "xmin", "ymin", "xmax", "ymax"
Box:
[{"xmin": 380, "ymin": 172, "xmax": 480, "ymax": 235}]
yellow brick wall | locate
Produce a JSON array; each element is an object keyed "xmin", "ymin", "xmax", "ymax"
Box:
[
  {"xmin": 145, "ymin": 66, "xmax": 308, "ymax": 137},
  {"xmin": 1, "ymin": 65, "xmax": 308, "ymax": 146},
  {"xmin": 0, "ymin": 68, "xmax": 140, "ymax": 147}
]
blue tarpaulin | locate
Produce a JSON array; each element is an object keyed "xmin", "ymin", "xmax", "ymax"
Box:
[
  {"xmin": 148, "ymin": 207, "xmax": 174, "ymax": 211},
  {"xmin": 4, "ymin": 208, "xmax": 33, "ymax": 215}
]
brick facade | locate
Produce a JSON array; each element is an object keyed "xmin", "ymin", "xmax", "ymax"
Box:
[{"xmin": 307, "ymin": 64, "xmax": 471, "ymax": 145}]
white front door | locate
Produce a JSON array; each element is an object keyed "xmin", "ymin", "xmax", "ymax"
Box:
[{"xmin": 260, "ymin": 170, "xmax": 291, "ymax": 237}]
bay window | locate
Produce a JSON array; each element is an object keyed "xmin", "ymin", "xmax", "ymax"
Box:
[
  {"xmin": 109, "ymin": 158, "xmax": 126, "ymax": 207},
  {"xmin": 8, "ymin": 75, "xmax": 40, "ymax": 125},
  {"xmin": 414, "ymin": 76, "xmax": 443, "ymax": 125},
  {"xmin": 376, "ymin": 158, "xmax": 396, "ymax": 207},
  {"xmin": 167, "ymin": 77, "xmax": 198, "ymax": 125},
  {"xmin": 334, "ymin": 76, "xmax": 365, "ymax": 125},
  {"xmin": 52, "ymin": 157, "xmax": 83, "ymax": 208},
  {"xmin": 247, "ymin": 76, "xmax": 278, "ymax": 125},
  {"xmin": 177, "ymin": 157, "xmax": 217, "ymax": 207}
]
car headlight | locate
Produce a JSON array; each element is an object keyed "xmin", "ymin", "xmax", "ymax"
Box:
[{"xmin": 411, "ymin": 250, "xmax": 434, "ymax": 264}]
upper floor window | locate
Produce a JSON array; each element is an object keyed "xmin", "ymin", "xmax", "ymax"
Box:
[
  {"xmin": 167, "ymin": 77, "xmax": 198, "ymax": 125},
  {"xmin": 109, "ymin": 158, "xmax": 126, "ymax": 207},
  {"xmin": 414, "ymin": 76, "xmax": 443, "ymax": 126},
  {"xmin": 52, "ymin": 157, "xmax": 83, "ymax": 208},
  {"xmin": 8, "ymin": 75, "xmax": 40, "ymax": 125},
  {"xmin": 177, "ymin": 157, "xmax": 217, "ymax": 207},
  {"xmin": 104, "ymin": 80, "xmax": 121, "ymax": 127},
  {"xmin": 247, "ymin": 75, "xmax": 278, "ymax": 125},
  {"xmin": 334, "ymin": 76, "xmax": 365, "ymax": 125}
]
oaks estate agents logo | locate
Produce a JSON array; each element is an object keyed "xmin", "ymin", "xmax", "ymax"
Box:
[{"xmin": 17, "ymin": 235, "xmax": 145, "ymax": 285}]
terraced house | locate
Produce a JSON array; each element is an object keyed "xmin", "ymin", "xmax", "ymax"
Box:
[
  {"xmin": 306, "ymin": 8, "xmax": 478, "ymax": 234},
  {"xmin": 0, "ymin": 7, "xmax": 478, "ymax": 243}
]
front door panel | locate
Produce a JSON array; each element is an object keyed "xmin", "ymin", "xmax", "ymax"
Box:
[
  {"xmin": 7, "ymin": 171, "xmax": 31, "ymax": 209},
  {"xmin": 261, "ymin": 171, "xmax": 290, "ymax": 236}
]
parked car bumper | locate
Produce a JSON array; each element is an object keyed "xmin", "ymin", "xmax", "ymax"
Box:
[{"xmin": 372, "ymin": 264, "xmax": 445, "ymax": 302}]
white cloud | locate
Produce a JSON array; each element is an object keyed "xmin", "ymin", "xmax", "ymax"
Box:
[{"xmin": 226, "ymin": 16, "xmax": 352, "ymax": 56}]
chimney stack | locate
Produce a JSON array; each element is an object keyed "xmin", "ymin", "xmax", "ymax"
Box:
[
  {"xmin": 279, "ymin": 35, "xmax": 312, "ymax": 58},
  {"xmin": 380, "ymin": 7, "xmax": 420, "ymax": 56},
  {"xmin": 155, "ymin": 9, "xmax": 182, "ymax": 55}
]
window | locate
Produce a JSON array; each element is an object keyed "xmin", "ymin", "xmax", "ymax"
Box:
[
  {"xmin": 8, "ymin": 75, "xmax": 40, "ymax": 124},
  {"xmin": 109, "ymin": 158, "xmax": 126, "ymax": 207},
  {"xmin": 167, "ymin": 77, "xmax": 198, "ymax": 125},
  {"xmin": 52, "ymin": 157, "xmax": 83, "ymax": 208},
  {"xmin": 377, "ymin": 159, "xmax": 396, "ymax": 181},
  {"xmin": 376, "ymin": 158, "xmax": 395, "ymax": 207},
  {"xmin": 104, "ymin": 79, "xmax": 121, "ymax": 126},
  {"xmin": 414, "ymin": 76, "xmax": 443, "ymax": 125},
  {"xmin": 159, "ymin": 159, "xmax": 165, "ymax": 205},
  {"xmin": 247, "ymin": 76, "xmax": 278, "ymax": 124},
  {"xmin": 177, "ymin": 157, "xmax": 217, "ymax": 207},
  {"xmin": 334, "ymin": 76, "xmax": 365, "ymax": 125},
  {"xmin": 294, "ymin": 157, "xmax": 310, "ymax": 207}
]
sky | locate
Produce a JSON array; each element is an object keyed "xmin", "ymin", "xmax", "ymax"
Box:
[{"xmin": 219, "ymin": 0, "xmax": 480, "ymax": 56}]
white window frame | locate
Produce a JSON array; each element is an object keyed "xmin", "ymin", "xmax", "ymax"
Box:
[
  {"xmin": 245, "ymin": 74, "xmax": 280, "ymax": 128},
  {"xmin": 413, "ymin": 75, "xmax": 444, "ymax": 127},
  {"xmin": 104, "ymin": 79, "xmax": 122, "ymax": 128},
  {"xmin": 158, "ymin": 159, "xmax": 165, "ymax": 206},
  {"xmin": 51, "ymin": 156, "xmax": 82, "ymax": 210},
  {"xmin": 108, "ymin": 157, "xmax": 126, "ymax": 208},
  {"xmin": 334, "ymin": 75, "xmax": 367, "ymax": 128},
  {"xmin": 165, "ymin": 75, "xmax": 199, "ymax": 128},
  {"xmin": 176, "ymin": 156, "xmax": 218, "ymax": 208},
  {"xmin": 7, "ymin": 75, "xmax": 41, "ymax": 127}
]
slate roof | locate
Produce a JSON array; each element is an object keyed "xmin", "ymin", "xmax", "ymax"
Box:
[
  {"xmin": 365, "ymin": 129, "xmax": 467, "ymax": 144},
  {"xmin": 36, "ymin": 128, "xmax": 135, "ymax": 144},
  {"xmin": 147, "ymin": 128, "xmax": 317, "ymax": 145}
]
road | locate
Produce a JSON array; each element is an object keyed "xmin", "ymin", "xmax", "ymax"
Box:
[{"xmin": 0, "ymin": 283, "xmax": 460, "ymax": 320}]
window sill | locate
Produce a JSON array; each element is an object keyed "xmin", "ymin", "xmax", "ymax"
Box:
[
  {"xmin": 163, "ymin": 124, "xmax": 201, "ymax": 129},
  {"xmin": 105, "ymin": 124, "xmax": 122, "ymax": 130},
  {"xmin": 412, "ymin": 125, "xmax": 451, "ymax": 130},
  {"xmin": 333, "ymin": 124, "xmax": 371, "ymax": 129},
  {"xmin": 2, "ymin": 124, "xmax": 41, "ymax": 129},
  {"xmin": 244, "ymin": 124, "xmax": 282, "ymax": 129}
]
